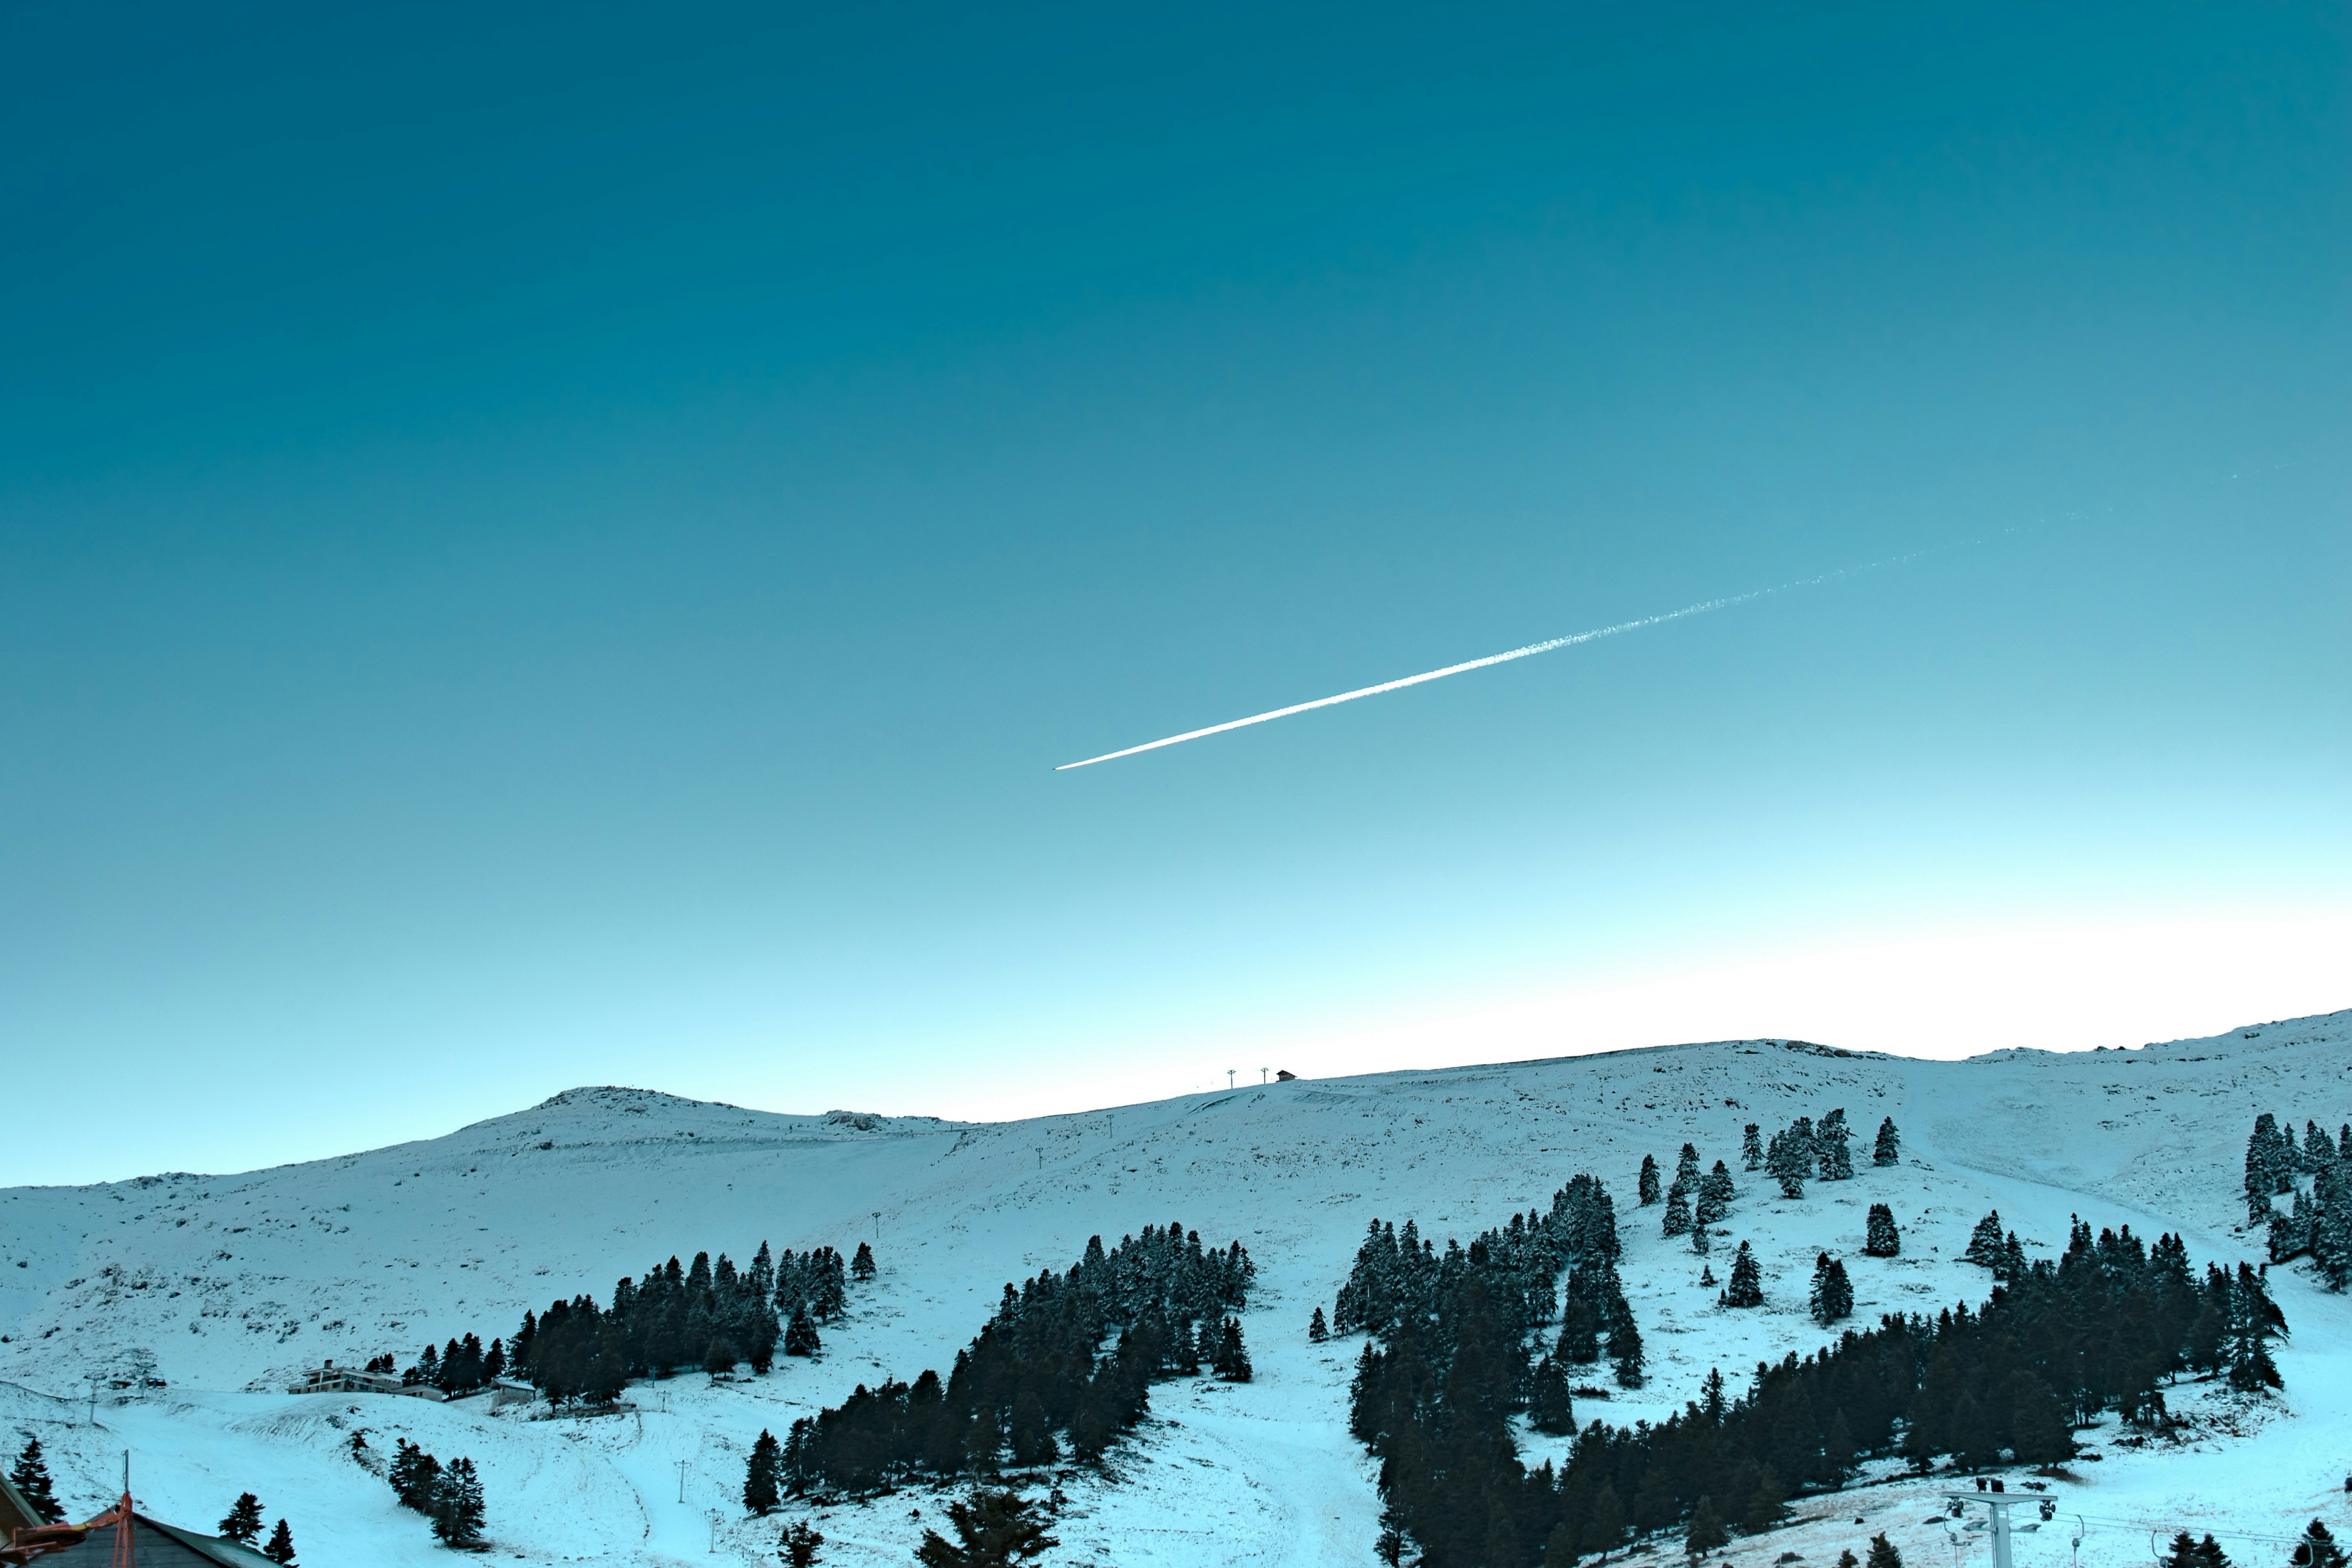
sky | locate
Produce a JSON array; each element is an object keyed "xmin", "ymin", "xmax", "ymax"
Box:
[{"xmin": 2, "ymin": 1, "xmax": 2346, "ymax": 1186}]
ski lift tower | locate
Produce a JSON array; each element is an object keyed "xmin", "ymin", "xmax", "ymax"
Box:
[{"xmin": 1946, "ymin": 1490, "xmax": 2018, "ymax": 1568}]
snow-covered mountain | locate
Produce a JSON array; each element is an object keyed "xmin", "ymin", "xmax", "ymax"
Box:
[{"xmin": 4, "ymin": 1009, "xmax": 2348, "ymax": 1567}]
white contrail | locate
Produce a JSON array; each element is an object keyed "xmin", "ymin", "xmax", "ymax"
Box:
[{"xmin": 1055, "ymin": 550, "xmax": 1935, "ymax": 770}]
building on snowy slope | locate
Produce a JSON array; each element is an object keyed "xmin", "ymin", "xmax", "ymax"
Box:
[
  {"xmin": 1, "ymin": 1494, "xmax": 276, "ymax": 1566},
  {"xmin": 287, "ymin": 1359, "xmax": 443, "ymax": 1399}
]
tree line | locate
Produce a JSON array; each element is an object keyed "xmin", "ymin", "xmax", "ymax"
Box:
[
  {"xmin": 1345, "ymin": 1182, "xmax": 2281, "ymax": 1567},
  {"xmin": 505, "ymin": 1239, "xmax": 875, "ymax": 1405},
  {"xmin": 778, "ymin": 1220, "xmax": 1254, "ymax": 1496}
]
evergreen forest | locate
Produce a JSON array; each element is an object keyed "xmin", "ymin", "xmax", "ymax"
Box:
[{"xmin": 781, "ymin": 1220, "xmax": 1254, "ymax": 1495}]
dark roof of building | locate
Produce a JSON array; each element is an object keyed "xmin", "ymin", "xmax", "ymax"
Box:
[{"xmin": 4, "ymin": 1502, "xmax": 278, "ymax": 1567}]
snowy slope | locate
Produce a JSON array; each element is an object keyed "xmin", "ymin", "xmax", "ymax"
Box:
[{"xmin": 3, "ymin": 1011, "xmax": 2348, "ymax": 1567}]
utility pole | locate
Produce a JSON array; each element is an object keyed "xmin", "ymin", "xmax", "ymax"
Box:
[
  {"xmin": 872, "ymin": 1211, "xmax": 881, "ymax": 1240},
  {"xmin": 1227, "ymin": 1069, "xmax": 1234, "ymax": 1089},
  {"xmin": 676, "ymin": 1458, "xmax": 688, "ymax": 1503},
  {"xmin": 1260, "ymin": 1068, "xmax": 1268, "ymax": 1084}
]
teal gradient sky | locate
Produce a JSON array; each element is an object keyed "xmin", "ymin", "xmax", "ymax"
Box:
[{"xmin": 3, "ymin": 3, "xmax": 2346, "ymax": 1184}]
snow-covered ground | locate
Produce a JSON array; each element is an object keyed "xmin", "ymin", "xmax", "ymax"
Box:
[{"xmin": 3, "ymin": 1009, "xmax": 2348, "ymax": 1567}]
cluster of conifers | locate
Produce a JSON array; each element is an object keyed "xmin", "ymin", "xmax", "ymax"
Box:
[
  {"xmin": 1343, "ymin": 1173, "xmax": 2280, "ymax": 1568},
  {"xmin": 373, "ymin": 1434, "xmax": 487, "ymax": 1549},
  {"xmin": 505, "ymin": 1240, "xmax": 875, "ymax": 1404},
  {"xmin": 2248, "ymin": 1112, "xmax": 2352, "ymax": 1287},
  {"xmin": 775, "ymin": 1221, "xmax": 1254, "ymax": 1496}
]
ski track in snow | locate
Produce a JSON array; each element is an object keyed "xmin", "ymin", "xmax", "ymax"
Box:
[{"xmin": 2, "ymin": 1010, "xmax": 2348, "ymax": 1566}]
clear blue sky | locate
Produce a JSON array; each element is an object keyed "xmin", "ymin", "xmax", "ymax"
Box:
[{"xmin": 4, "ymin": 2, "xmax": 2346, "ymax": 1184}]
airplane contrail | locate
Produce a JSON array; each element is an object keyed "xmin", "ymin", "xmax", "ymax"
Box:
[{"xmin": 1054, "ymin": 549, "xmax": 1939, "ymax": 770}]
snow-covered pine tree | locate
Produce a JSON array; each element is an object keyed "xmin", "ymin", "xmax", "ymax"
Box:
[
  {"xmin": 783, "ymin": 1307, "xmax": 821, "ymax": 1358},
  {"xmin": 1676, "ymin": 1143, "xmax": 1702, "ymax": 1187},
  {"xmin": 2247, "ymin": 1114, "xmax": 2289, "ymax": 1224},
  {"xmin": 1691, "ymin": 1217, "xmax": 1711, "ymax": 1256},
  {"xmin": 1864, "ymin": 1202, "xmax": 1900, "ymax": 1257},
  {"xmin": 1964, "ymin": 1210, "xmax": 2005, "ymax": 1267},
  {"xmin": 1817, "ymin": 1109, "xmax": 1853, "ymax": 1181},
  {"xmin": 262, "ymin": 1520, "xmax": 296, "ymax": 1566},
  {"xmin": 1662, "ymin": 1185, "xmax": 1691, "ymax": 1237},
  {"xmin": 218, "ymin": 1493, "xmax": 265, "ymax": 1545},
  {"xmin": 1723, "ymin": 1242, "xmax": 1763, "ymax": 1306},
  {"xmin": 1697, "ymin": 1160, "xmax": 1735, "ymax": 1223},
  {"xmin": 1742, "ymin": 1123, "xmax": 1763, "ymax": 1171},
  {"xmin": 1309, "ymin": 1306, "xmax": 1328, "ymax": 1341},
  {"xmin": 852, "ymin": 1241, "xmax": 876, "ymax": 1281},
  {"xmin": 1765, "ymin": 1128, "xmax": 1808, "ymax": 1199},
  {"xmin": 1996, "ymin": 1231, "xmax": 2027, "ymax": 1281},
  {"xmin": 1639, "ymin": 1154, "xmax": 1661, "ymax": 1207},
  {"xmin": 1867, "ymin": 1533, "xmax": 1903, "ymax": 1568},
  {"xmin": 1872, "ymin": 1117, "xmax": 1900, "ymax": 1167},
  {"xmin": 9, "ymin": 1438, "xmax": 59, "ymax": 1523},
  {"xmin": 2309, "ymin": 1121, "xmax": 2338, "ymax": 1170},
  {"xmin": 2311, "ymin": 1156, "xmax": 2352, "ymax": 1289}
]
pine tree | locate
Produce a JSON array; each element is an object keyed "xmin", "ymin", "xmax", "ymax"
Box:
[
  {"xmin": 1864, "ymin": 1202, "xmax": 1900, "ymax": 1257},
  {"xmin": 2165, "ymin": 1533, "xmax": 2201, "ymax": 1568},
  {"xmin": 2192, "ymin": 1536, "xmax": 2231, "ymax": 1568},
  {"xmin": 1587, "ymin": 1483, "xmax": 1626, "ymax": 1564},
  {"xmin": 1212, "ymin": 1317, "xmax": 1253, "ymax": 1382},
  {"xmin": 262, "ymin": 1520, "xmax": 297, "ymax": 1566},
  {"xmin": 783, "ymin": 1308, "xmax": 822, "ymax": 1357},
  {"xmin": 851, "ymin": 1242, "xmax": 876, "ymax": 1281},
  {"xmin": 218, "ymin": 1493, "xmax": 265, "ymax": 1545},
  {"xmin": 1817, "ymin": 1109, "xmax": 1853, "ymax": 1180},
  {"xmin": 430, "ymin": 1457, "xmax": 487, "ymax": 1549},
  {"xmin": 744, "ymin": 1429, "xmax": 783, "ymax": 1515},
  {"xmin": 1684, "ymin": 1495, "xmax": 1728, "ymax": 1559},
  {"xmin": 1609, "ymin": 1315, "xmax": 1644, "ymax": 1388},
  {"xmin": 1765, "ymin": 1128, "xmax": 1809, "ymax": 1199},
  {"xmin": 1663, "ymin": 1185, "xmax": 1692, "ymax": 1237},
  {"xmin": 1639, "ymin": 1154, "xmax": 1662, "ymax": 1206},
  {"xmin": 2247, "ymin": 1115, "xmax": 2288, "ymax": 1225},
  {"xmin": 1743, "ymin": 1123, "xmax": 1763, "ymax": 1171},
  {"xmin": 1378, "ymin": 1503, "xmax": 1413, "ymax": 1567},
  {"xmin": 1530, "ymin": 1354, "xmax": 1577, "ymax": 1435},
  {"xmin": 388, "ymin": 1439, "xmax": 441, "ymax": 1513},
  {"xmin": 1872, "ymin": 1118, "xmax": 1900, "ymax": 1167},
  {"xmin": 1723, "ymin": 1242, "xmax": 1763, "ymax": 1307},
  {"xmin": 1309, "ymin": 1306, "xmax": 1328, "ymax": 1342},
  {"xmin": 1809, "ymin": 1254, "xmax": 1853, "ymax": 1324},
  {"xmin": 1964, "ymin": 1210, "xmax": 2005, "ymax": 1267},
  {"xmin": 914, "ymin": 1489, "xmax": 1058, "ymax": 1567},
  {"xmin": 2295, "ymin": 1522, "xmax": 2347, "ymax": 1568},
  {"xmin": 1867, "ymin": 1534, "xmax": 1903, "ymax": 1568},
  {"xmin": 780, "ymin": 1520, "xmax": 824, "ymax": 1567},
  {"xmin": 1696, "ymin": 1162, "xmax": 1735, "ymax": 1229},
  {"xmin": 9, "ymin": 1437, "xmax": 59, "ymax": 1523}
]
